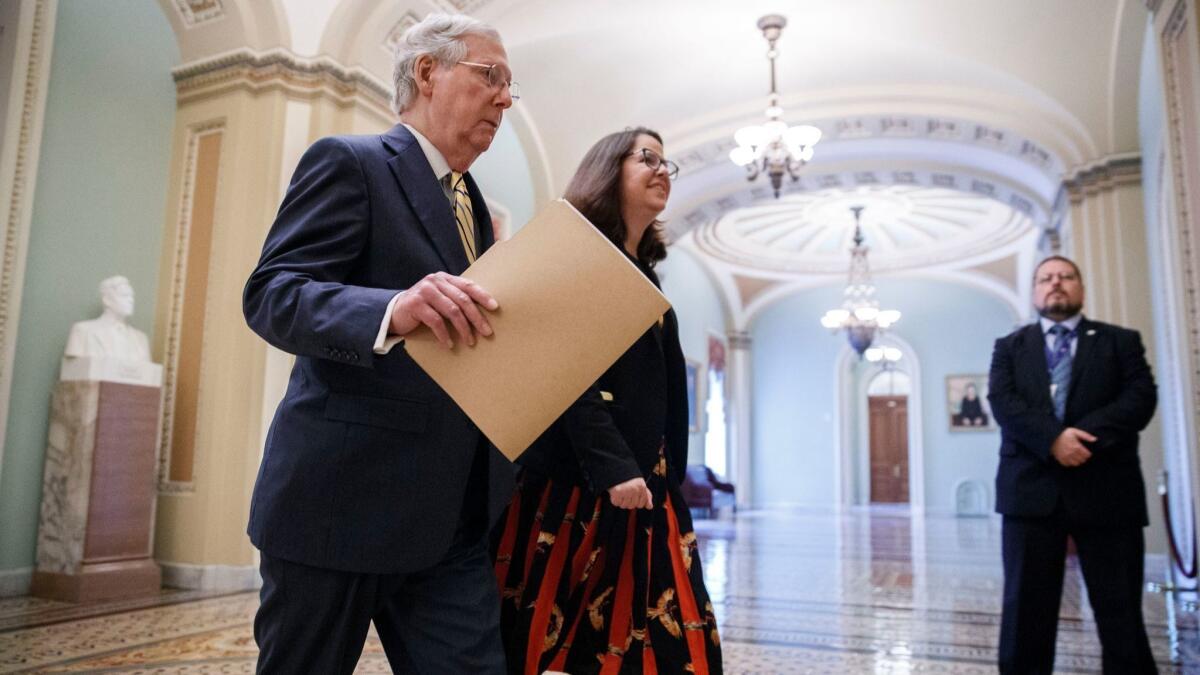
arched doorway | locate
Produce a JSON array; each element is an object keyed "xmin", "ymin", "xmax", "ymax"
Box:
[
  {"xmin": 867, "ymin": 368, "xmax": 911, "ymax": 504},
  {"xmin": 833, "ymin": 335, "xmax": 926, "ymax": 511}
]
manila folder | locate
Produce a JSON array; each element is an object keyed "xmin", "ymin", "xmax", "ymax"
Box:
[{"xmin": 404, "ymin": 199, "xmax": 671, "ymax": 461}]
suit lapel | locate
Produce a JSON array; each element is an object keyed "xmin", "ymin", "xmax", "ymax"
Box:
[
  {"xmin": 1020, "ymin": 323, "xmax": 1052, "ymax": 407},
  {"xmin": 381, "ymin": 126, "xmax": 470, "ymax": 274},
  {"xmin": 1067, "ymin": 316, "xmax": 1095, "ymax": 402},
  {"xmin": 463, "ymin": 173, "xmax": 494, "ymax": 254}
]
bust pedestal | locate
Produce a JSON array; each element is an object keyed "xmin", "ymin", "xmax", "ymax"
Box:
[{"xmin": 31, "ymin": 357, "xmax": 164, "ymax": 602}]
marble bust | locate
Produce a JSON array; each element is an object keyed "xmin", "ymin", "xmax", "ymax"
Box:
[
  {"xmin": 59, "ymin": 276, "xmax": 160, "ymax": 386},
  {"xmin": 64, "ymin": 276, "xmax": 151, "ymax": 362}
]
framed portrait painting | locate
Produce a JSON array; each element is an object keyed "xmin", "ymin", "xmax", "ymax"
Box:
[{"xmin": 946, "ymin": 374, "xmax": 994, "ymax": 431}]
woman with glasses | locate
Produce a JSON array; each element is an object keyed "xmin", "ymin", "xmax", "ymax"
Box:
[{"xmin": 492, "ymin": 127, "xmax": 722, "ymax": 674}]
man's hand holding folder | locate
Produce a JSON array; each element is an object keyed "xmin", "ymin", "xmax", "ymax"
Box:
[{"xmin": 404, "ymin": 199, "xmax": 671, "ymax": 460}]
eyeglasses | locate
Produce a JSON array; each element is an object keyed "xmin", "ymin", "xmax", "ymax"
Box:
[
  {"xmin": 1035, "ymin": 272, "xmax": 1079, "ymax": 285},
  {"xmin": 628, "ymin": 148, "xmax": 679, "ymax": 180},
  {"xmin": 456, "ymin": 61, "xmax": 521, "ymax": 101}
]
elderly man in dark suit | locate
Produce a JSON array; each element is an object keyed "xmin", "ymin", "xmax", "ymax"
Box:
[
  {"xmin": 989, "ymin": 255, "xmax": 1158, "ymax": 674},
  {"xmin": 242, "ymin": 13, "xmax": 517, "ymax": 674}
]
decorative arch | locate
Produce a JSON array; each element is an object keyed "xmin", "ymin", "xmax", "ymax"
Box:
[
  {"xmin": 154, "ymin": 0, "xmax": 290, "ymax": 62},
  {"xmin": 832, "ymin": 333, "xmax": 925, "ymax": 512},
  {"xmin": 662, "ymin": 85, "xmax": 1095, "ymax": 179}
]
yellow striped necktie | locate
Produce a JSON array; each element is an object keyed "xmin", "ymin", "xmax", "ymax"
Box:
[{"xmin": 449, "ymin": 171, "xmax": 477, "ymax": 264}]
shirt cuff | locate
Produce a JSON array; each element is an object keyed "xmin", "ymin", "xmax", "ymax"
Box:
[{"xmin": 373, "ymin": 292, "xmax": 405, "ymax": 354}]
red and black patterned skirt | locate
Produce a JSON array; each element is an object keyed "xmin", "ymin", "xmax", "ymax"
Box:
[{"xmin": 492, "ymin": 445, "xmax": 722, "ymax": 674}]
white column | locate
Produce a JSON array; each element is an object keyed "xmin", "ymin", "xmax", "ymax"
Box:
[
  {"xmin": 0, "ymin": 0, "xmax": 58, "ymax": 493},
  {"xmin": 727, "ymin": 330, "xmax": 753, "ymax": 508},
  {"xmin": 1066, "ymin": 156, "xmax": 1165, "ymax": 554}
]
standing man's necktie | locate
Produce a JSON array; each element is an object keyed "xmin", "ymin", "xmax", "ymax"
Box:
[
  {"xmin": 449, "ymin": 171, "xmax": 477, "ymax": 264},
  {"xmin": 1047, "ymin": 324, "xmax": 1074, "ymax": 420}
]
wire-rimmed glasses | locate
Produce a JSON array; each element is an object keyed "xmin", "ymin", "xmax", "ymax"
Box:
[{"xmin": 457, "ymin": 60, "xmax": 521, "ymax": 101}]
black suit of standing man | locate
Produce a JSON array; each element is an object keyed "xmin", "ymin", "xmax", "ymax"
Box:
[
  {"xmin": 242, "ymin": 14, "xmax": 517, "ymax": 674},
  {"xmin": 989, "ymin": 255, "xmax": 1158, "ymax": 674}
]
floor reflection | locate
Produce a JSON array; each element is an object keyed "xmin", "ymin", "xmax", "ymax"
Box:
[
  {"xmin": 0, "ymin": 507, "xmax": 1194, "ymax": 673},
  {"xmin": 695, "ymin": 507, "xmax": 1192, "ymax": 673}
]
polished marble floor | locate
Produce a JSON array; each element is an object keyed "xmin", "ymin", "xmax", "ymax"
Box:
[{"xmin": 1, "ymin": 508, "xmax": 1196, "ymax": 673}]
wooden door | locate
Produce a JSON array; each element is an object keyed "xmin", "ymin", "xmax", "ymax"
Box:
[{"xmin": 869, "ymin": 395, "xmax": 909, "ymax": 503}]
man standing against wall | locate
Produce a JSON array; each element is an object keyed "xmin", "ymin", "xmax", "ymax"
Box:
[
  {"xmin": 242, "ymin": 13, "xmax": 516, "ymax": 673},
  {"xmin": 989, "ymin": 255, "xmax": 1158, "ymax": 674}
]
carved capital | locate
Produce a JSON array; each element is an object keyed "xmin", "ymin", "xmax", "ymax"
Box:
[
  {"xmin": 1063, "ymin": 154, "xmax": 1142, "ymax": 204},
  {"xmin": 173, "ymin": 48, "xmax": 394, "ymax": 122},
  {"xmin": 728, "ymin": 331, "xmax": 753, "ymax": 350}
]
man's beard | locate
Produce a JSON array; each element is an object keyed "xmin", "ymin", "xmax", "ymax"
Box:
[{"xmin": 1038, "ymin": 297, "xmax": 1082, "ymax": 320}]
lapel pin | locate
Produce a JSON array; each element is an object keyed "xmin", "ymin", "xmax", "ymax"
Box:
[{"xmin": 1086, "ymin": 329, "xmax": 1096, "ymax": 336}]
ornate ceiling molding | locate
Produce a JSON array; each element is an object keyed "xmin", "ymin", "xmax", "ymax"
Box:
[
  {"xmin": 428, "ymin": 0, "xmax": 494, "ymax": 13},
  {"xmin": 172, "ymin": 48, "xmax": 393, "ymax": 120},
  {"xmin": 383, "ymin": 11, "xmax": 422, "ymax": 54},
  {"xmin": 670, "ymin": 166, "xmax": 1043, "ymax": 242},
  {"xmin": 173, "ymin": 0, "xmax": 224, "ymax": 27},
  {"xmin": 691, "ymin": 182, "xmax": 1035, "ymax": 275},
  {"xmin": 673, "ymin": 113, "xmax": 1060, "ymax": 181},
  {"xmin": 1062, "ymin": 153, "xmax": 1142, "ymax": 203},
  {"xmin": 379, "ymin": 1, "xmax": 497, "ymax": 55}
]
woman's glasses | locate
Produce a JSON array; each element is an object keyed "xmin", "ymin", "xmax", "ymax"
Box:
[{"xmin": 629, "ymin": 148, "xmax": 679, "ymax": 180}]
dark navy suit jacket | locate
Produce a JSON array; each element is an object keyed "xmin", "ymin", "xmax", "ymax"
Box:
[
  {"xmin": 243, "ymin": 124, "xmax": 515, "ymax": 574},
  {"xmin": 988, "ymin": 317, "xmax": 1156, "ymax": 528}
]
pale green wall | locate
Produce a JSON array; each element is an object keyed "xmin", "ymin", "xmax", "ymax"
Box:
[
  {"xmin": 0, "ymin": 0, "xmax": 178, "ymax": 571},
  {"xmin": 658, "ymin": 246, "xmax": 728, "ymax": 465}
]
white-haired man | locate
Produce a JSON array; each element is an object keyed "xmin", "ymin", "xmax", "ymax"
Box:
[{"xmin": 243, "ymin": 13, "xmax": 516, "ymax": 673}]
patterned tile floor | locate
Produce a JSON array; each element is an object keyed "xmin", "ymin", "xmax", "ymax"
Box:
[{"xmin": 1, "ymin": 508, "xmax": 1197, "ymax": 673}]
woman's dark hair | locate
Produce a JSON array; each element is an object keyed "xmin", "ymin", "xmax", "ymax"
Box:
[{"xmin": 563, "ymin": 126, "xmax": 668, "ymax": 266}]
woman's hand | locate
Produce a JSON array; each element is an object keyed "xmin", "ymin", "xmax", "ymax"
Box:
[{"xmin": 607, "ymin": 477, "xmax": 653, "ymax": 510}]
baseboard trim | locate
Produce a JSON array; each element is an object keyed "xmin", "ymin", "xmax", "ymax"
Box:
[
  {"xmin": 160, "ymin": 562, "xmax": 260, "ymax": 592},
  {"xmin": 0, "ymin": 567, "xmax": 32, "ymax": 597}
]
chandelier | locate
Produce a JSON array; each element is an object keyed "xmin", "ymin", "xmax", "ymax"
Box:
[
  {"xmin": 820, "ymin": 206, "xmax": 901, "ymax": 356},
  {"xmin": 865, "ymin": 346, "xmax": 903, "ymax": 365},
  {"xmin": 729, "ymin": 14, "xmax": 821, "ymax": 198}
]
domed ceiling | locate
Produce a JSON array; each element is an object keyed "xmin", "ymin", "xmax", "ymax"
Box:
[
  {"xmin": 693, "ymin": 184, "xmax": 1034, "ymax": 274},
  {"xmin": 212, "ymin": 0, "xmax": 1148, "ymax": 321}
]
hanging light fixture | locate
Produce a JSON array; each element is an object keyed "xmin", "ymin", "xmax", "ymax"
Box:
[
  {"xmin": 866, "ymin": 346, "xmax": 904, "ymax": 396},
  {"xmin": 865, "ymin": 346, "xmax": 903, "ymax": 365},
  {"xmin": 820, "ymin": 206, "xmax": 901, "ymax": 356},
  {"xmin": 729, "ymin": 14, "xmax": 821, "ymax": 199}
]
